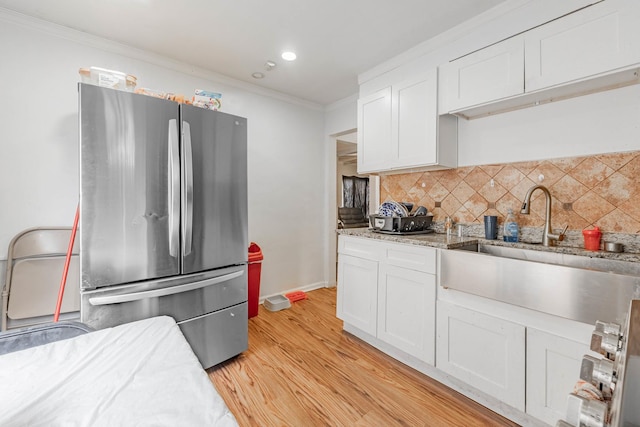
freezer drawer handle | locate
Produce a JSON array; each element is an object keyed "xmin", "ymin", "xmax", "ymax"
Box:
[{"xmin": 88, "ymin": 270, "xmax": 244, "ymax": 306}]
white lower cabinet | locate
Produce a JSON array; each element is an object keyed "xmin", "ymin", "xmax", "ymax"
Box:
[
  {"xmin": 336, "ymin": 253, "xmax": 379, "ymax": 336},
  {"xmin": 377, "ymin": 264, "xmax": 436, "ymax": 364},
  {"xmin": 436, "ymin": 300, "xmax": 526, "ymax": 411},
  {"xmin": 526, "ymin": 328, "xmax": 592, "ymax": 425},
  {"xmin": 437, "ymin": 299, "xmax": 595, "ymax": 425},
  {"xmin": 337, "ymin": 236, "xmax": 437, "ymax": 366},
  {"xmin": 338, "ymin": 236, "xmax": 595, "ymax": 426}
]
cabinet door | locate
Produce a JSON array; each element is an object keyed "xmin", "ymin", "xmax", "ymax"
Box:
[
  {"xmin": 525, "ymin": 0, "xmax": 640, "ymax": 92},
  {"xmin": 337, "ymin": 254, "xmax": 378, "ymax": 336},
  {"xmin": 377, "ymin": 264, "xmax": 436, "ymax": 364},
  {"xmin": 393, "ymin": 69, "xmax": 438, "ymax": 169},
  {"xmin": 357, "ymin": 87, "xmax": 392, "ymax": 173},
  {"xmin": 442, "ymin": 36, "xmax": 524, "ymax": 112},
  {"xmin": 526, "ymin": 328, "xmax": 593, "ymax": 425},
  {"xmin": 436, "ymin": 301, "xmax": 525, "ymax": 411}
]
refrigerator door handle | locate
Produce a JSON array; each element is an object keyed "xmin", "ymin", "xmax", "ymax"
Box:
[
  {"xmin": 168, "ymin": 119, "xmax": 180, "ymax": 258},
  {"xmin": 88, "ymin": 270, "xmax": 244, "ymax": 306},
  {"xmin": 182, "ymin": 120, "xmax": 194, "ymax": 256}
]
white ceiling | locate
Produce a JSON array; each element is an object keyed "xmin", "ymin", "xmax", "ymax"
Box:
[{"xmin": 0, "ymin": 0, "xmax": 508, "ymax": 105}]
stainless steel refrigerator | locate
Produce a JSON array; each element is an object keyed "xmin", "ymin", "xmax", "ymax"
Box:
[{"xmin": 78, "ymin": 83, "xmax": 248, "ymax": 369}]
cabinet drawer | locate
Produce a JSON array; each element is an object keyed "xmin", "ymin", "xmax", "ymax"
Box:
[
  {"xmin": 178, "ymin": 302, "xmax": 248, "ymax": 369},
  {"xmin": 382, "ymin": 242, "xmax": 436, "ymax": 274},
  {"xmin": 338, "ymin": 235, "xmax": 383, "ymax": 260}
]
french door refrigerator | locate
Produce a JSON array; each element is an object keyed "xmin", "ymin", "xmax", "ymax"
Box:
[{"xmin": 78, "ymin": 83, "xmax": 248, "ymax": 369}]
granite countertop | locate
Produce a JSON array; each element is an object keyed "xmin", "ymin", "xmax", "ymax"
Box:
[
  {"xmin": 337, "ymin": 228, "xmax": 473, "ymax": 249},
  {"xmin": 337, "ymin": 228, "xmax": 640, "ymax": 264}
]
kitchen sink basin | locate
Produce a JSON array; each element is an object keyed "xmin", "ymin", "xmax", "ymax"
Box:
[
  {"xmin": 455, "ymin": 243, "xmax": 640, "ymax": 277},
  {"xmin": 441, "ymin": 243, "xmax": 640, "ymax": 325}
]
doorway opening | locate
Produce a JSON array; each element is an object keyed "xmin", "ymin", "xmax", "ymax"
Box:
[
  {"xmin": 339, "ymin": 175, "xmax": 369, "ymax": 227},
  {"xmin": 335, "ymin": 131, "xmax": 378, "ymax": 219},
  {"xmin": 334, "ymin": 131, "xmax": 379, "ymax": 280}
]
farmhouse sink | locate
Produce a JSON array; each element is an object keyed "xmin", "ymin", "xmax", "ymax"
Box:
[
  {"xmin": 440, "ymin": 243, "xmax": 640, "ymax": 325},
  {"xmin": 455, "ymin": 243, "xmax": 640, "ymax": 277}
]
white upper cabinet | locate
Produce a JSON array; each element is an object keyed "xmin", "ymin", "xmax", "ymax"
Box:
[
  {"xmin": 525, "ymin": 0, "xmax": 640, "ymax": 91},
  {"xmin": 357, "ymin": 68, "xmax": 457, "ymax": 174},
  {"xmin": 357, "ymin": 88, "xmax": 392, "ymax": 173},
  {"xmin": 393, "ymin": 71, "xmax": 439, "ymax": 169},
  {"xmin": 441, "ymin": 0, "xmax": 640, "ymax": 118},
  {"xmin": 442, "ymin": 36, "xmax": 524, "ymax": 112}
]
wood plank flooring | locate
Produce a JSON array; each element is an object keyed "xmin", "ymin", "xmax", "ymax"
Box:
[{"xmin": 207, "ymin": 288, "xmax": 519, "ymax": 426}]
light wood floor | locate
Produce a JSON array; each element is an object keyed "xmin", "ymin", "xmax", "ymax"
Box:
[{"xmin": 207, "ymin": 287, "xmax": 519, "ymax": 426}]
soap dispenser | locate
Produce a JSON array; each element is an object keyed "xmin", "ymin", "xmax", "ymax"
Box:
[{"xmin": 503, "ymin": 209, "xmax": 519, "ymax": 242}]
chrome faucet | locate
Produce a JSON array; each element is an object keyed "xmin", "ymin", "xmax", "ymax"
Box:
[{"xmin": 520, "ymin": 185, "xmax": 568, "ymax": 247}]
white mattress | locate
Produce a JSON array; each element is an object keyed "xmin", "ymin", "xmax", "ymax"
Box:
[{"xmin": 0, "ymin": 316, "xmax": 238, "ymax": 427}]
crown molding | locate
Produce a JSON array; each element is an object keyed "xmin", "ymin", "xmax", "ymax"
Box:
[
  {"xmin": 0, "ymin": 7, "xmax": 323, "ymax": 111},
  {"xmin": 324, "ymin": 93, "xmax": 358, "ymax": 112}
]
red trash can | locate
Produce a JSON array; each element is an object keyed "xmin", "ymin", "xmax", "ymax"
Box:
[{"xmin": 248, "ymin": 242, "xmax": 263, "ymax": 318}]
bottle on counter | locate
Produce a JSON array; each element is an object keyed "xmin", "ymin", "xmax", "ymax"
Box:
[
  {"xmin": 444, "ymin": 217, "xmax": 453, "ymax": 237},
  {"xmin": 503, "ymin": 209, "xmax": 519, "ymax": 242}
]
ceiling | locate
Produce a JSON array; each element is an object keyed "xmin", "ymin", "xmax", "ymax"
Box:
[{"xmin": 0, "ymin": 0, "xmax": 508, "ymax": 105}]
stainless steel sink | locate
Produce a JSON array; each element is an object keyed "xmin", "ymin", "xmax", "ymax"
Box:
[
  {"xmin": 456, "ymin": 243, "xmax": 640, "ymax": 276},
  {"xmin": 441, "ymin": 243, "xmax": 640, "ymax": 325}
]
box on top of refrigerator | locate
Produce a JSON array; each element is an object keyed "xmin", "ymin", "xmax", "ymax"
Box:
[
  {"xmin": 79, "ymin": 67, "xmax": 137, "ymax": 92},
  {"xmin": 192, "ymin": 89, "xmax": 222, "ymax": 110}
]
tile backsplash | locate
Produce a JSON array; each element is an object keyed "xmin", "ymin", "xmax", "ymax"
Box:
[{"xmin": 380, "ymin": 151, "xmax": 640, "ymax": 237}]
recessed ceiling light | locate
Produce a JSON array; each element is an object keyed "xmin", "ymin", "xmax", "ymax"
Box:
[
  {"xmin": 281, "ymin": 51, "xmax": 297, "ymax": 61},
  {"xmin": 252, "ymin": 72, "xmax": 264, "ymax": 79}
]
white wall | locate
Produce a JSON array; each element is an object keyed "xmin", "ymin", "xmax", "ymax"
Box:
[{"xmin": 0, "ymin": 11, "xmax": 327, "ymax": 298}]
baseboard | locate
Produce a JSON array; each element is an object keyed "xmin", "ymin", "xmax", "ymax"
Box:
[{"xmin": 259, "ymin": 281, "xmax": 329, "ymax": 304}]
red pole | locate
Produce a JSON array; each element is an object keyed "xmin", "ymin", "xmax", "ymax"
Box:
[{"xmin": 54, "ymin": 205, "xmax": 79, "ymax": 322}]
